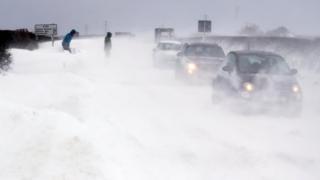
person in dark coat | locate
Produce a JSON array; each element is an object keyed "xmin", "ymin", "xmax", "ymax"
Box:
[
  {"xmin": 62, "ymin": 29, "xmax": 77, "ymax": 53},
  {"xmin": 104, "ymin": 32, "xmax": 112, "ymax": 57}
]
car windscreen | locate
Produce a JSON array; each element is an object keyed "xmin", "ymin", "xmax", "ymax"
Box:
[
  {"xmin": 158, "ymin": 43, "xmax": 182, "ymax": 51},
  {"xmin": 238, "ymin": 54, "xmax": 291, "ymax": 75},
  {"xmin": 184, "ymin": 45, "xmax": 225, "ymax": 58}
]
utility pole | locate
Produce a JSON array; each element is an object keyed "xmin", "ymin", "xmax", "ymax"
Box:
[
  {"xmin": 85, "ymin": 24, "xmax": 88, "ymax": 36},
  {"xmin": 202, "ymin": 14, "xmax": 209, "ymax": 42},
  {"xmin": 234, "ymin": 5, "xmax": 240, "ymax": 20},
  {"xmin": 204, "ymin": 14, "xmax": 208, "ymax": 21}
]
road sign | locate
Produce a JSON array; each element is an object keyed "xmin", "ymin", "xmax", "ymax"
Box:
[
  {"xmin": 34, "ymin": 24, "xmax": 58, "ymax": 47},
  {"xmin": 34, "ymin": 24, "xmax": 58, "ymax": 36},
  {"xmin": 198, "ymin": 20, "xmax": 212, "ymax": 33},
  {"xmin": 154, "ymin": 28, "xmax": 175, "ymax": 42}
]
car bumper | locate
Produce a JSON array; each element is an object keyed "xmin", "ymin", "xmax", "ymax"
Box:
[
  {"xmin": 236, "ymin": 91, "xmax": 302, "ymax": 114},
  {"xmin": 184, "ymin": 68, "xmax": 220, "ymax": 79},
  {"xmin": 241, "ymin": 91, "xmax": 300, "ymax": 101}
]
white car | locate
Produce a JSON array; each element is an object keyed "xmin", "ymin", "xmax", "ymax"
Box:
[{"xmin": 153, "ymin": 40, "xmax": 182, "ymax": 68}]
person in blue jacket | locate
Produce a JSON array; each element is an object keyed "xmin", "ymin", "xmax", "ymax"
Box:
[{"xmin": 62, "ymin": 29, "xmax": 77, "ymax": 53}]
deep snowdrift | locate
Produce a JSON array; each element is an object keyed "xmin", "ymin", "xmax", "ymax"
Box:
[{"xmin": 0, "ymin": 37, "xmax": 320, "ymax": 180}]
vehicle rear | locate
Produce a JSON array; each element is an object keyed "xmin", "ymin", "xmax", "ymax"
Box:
[{"xmin": 153, "ymin": 41, "xmax": 182, "ymax": 68}]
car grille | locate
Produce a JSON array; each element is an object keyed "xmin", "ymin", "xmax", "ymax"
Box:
[
  {"xmin": 274, "ymin": 83, "xmax": 293, "ymax": 94},
  {"xmin": 198, "ymin": 63, "xmax": 221, "ymax": 71}
]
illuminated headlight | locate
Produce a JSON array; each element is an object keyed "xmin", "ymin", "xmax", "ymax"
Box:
[
  {"xmin": 186, "ymin": 63, "xmax": 197, "ymax": 74},
  {"xmin": 243, "ymin": 82, "xmax": 254, "ymax": 92},
  {"xmin": 292, "ymin": 85, "xmax": 300, "ymax": 93}
]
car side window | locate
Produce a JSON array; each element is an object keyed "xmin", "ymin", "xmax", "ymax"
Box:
[{"xmin": 226, "ymin": 53, "xmax": 236, "ymax": 72}]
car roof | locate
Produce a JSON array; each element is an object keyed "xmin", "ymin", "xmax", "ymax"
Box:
[
  {"xmin": 230, "ymin": 50, "xmax": 281, "ymax": 57},
  {"xmin": 158, "ymin": 40, "xmax": 182, "ymax": 45},
  {"xmin": 186, "ymin": 42, "xmax": 222, "ymax": 47}
]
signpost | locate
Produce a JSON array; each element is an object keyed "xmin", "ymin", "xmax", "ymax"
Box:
[
  {"xmin": 198, "ymin": 20, "xmax": 212, "ymax": 33},
  {"xmin": 34, "ymin": 24, "xmax": 58, "ymax": 47}
]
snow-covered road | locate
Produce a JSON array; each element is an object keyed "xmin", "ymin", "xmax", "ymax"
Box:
[{"xmin": 0, "ymin": 37, "xmax": 320, "ymax": 180}]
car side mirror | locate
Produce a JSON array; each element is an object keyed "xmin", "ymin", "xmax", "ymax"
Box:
[
  {"xmin": 290, "ymin": 69, "xmax": 298, "ymax": 75},
  {"xmin": 222, "ymin": 66, "xmax": 233, "ymax": 73}
]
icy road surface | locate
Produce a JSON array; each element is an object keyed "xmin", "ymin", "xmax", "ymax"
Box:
[{"xmin": 0, "ymin": 37, "xmax": 320, "ymax": 180}]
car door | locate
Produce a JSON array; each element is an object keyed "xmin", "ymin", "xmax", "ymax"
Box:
[
  {"xmin": 176, "ymin": 44, "xmax": 189, "ymax": 69},
  {"xmin": 215, "ymin": 53, "xmax": 237, "ymax": 92}
]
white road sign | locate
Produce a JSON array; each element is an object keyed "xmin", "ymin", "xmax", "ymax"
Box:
[{"xmin": 34, "ymin": 24, "xmax": 58, "ymax": 36}]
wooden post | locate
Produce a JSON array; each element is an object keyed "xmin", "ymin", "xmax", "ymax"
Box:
[{"xmin": 51, "ymin": 34, "xmax": 54, "ymax": 47}]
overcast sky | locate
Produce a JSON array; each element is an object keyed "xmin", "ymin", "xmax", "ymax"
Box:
[{"xmin": 1, "ymin": 0, "xmax": 319, "ymax": 36}]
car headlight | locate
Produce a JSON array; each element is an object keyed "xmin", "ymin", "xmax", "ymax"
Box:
[
  {"xmin": 243, "ymin": 82, "xmax": 254, "ymax": 92},
  {"xmin": 186, "ymin": 63, "xmax": 197, "ymax": 74},
  {"xmin": 292, "ymin": 84, "xmax": 300, "ymax": 93}
]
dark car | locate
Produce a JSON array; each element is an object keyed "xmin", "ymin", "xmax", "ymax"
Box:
[
  {"xmin": 212, "ymin": 51, "xmax": 302, "ymax": 115},
  {"xmin": 175, "ymin": 43, "xmax": 225, "ymax": 81}
]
